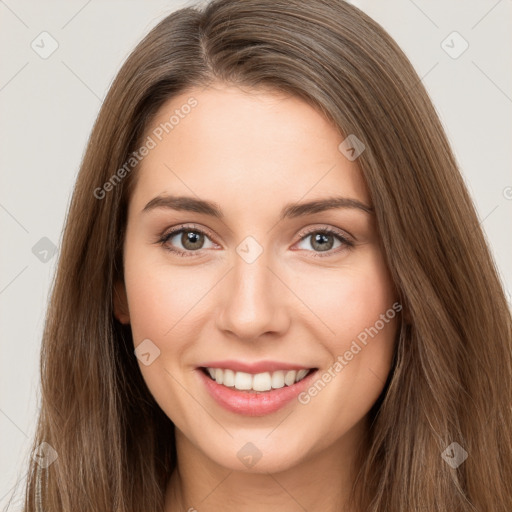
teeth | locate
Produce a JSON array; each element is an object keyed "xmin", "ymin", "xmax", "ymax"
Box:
[
  {"xmin": 234, "ymin": 371, "xmax": 252, "ymax": 390},
  {"xmin": 223, "ymin": 369, "xmax": 235, "ymax": 387},
  {"xmin": 205, "ymin": 367, "xmax": 311, "ymax": 391},
  {"xmin": 284, "ymin": 370, "xmax": 296, "ymax": 386},
  {"xmin": 253, "ymin": 372, "xmax": 272, "ymax": 391},
  {"xmin": 271, "ymin": 370, "xmax": 285, "ymax": 389},
  {"xmin": 296, "ymin": 369, "xmax": 308, "ymax": 382}
]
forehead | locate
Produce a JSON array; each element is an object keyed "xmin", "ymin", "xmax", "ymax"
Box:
[{"xmin": 130, "ymin": 83, "xmax": 370, "ymax": 214}]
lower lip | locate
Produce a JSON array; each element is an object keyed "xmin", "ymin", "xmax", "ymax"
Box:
[{"xmin": 198, "ymin": 368, "xmax": 317, "ymax": 416}]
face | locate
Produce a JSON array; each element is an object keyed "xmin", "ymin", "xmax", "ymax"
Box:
[{"xmin": 115, "ymin": 83, "xmax": 399, "ymax": 474}]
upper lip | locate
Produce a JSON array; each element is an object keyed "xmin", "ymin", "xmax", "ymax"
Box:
[{"xmin": 198, "ymin": 360, "xmax": 314, "ymax": 374}]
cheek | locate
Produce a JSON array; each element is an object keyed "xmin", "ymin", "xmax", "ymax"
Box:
[
  {"xmin": 295, "ymin": 250, "xmax": 398, "ymax": 412},
  {"xmin": 121, "ymin": 252, "xmax": 210, "ymax": 426},
  {"xmin": 123, "ymin": 250, "xmax": 213, "ymax": 345},
  {"xmin": 296, "ymin": 249, "xmax": 397, "ymax": 346}
]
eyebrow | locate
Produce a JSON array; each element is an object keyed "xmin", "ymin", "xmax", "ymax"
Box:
[{"xmin": 142, "ymin": 194, "xmax": 374, "ymax": 220}]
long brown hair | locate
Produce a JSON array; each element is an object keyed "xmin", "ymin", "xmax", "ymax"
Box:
[{"xmin": 8, "ymin": 0, "xmax": 511, "ymax": 510}]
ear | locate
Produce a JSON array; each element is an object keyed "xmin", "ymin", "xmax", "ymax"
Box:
[{"xmin": 113, "ymin": 279, "xmax": 130, "ymax": 324}]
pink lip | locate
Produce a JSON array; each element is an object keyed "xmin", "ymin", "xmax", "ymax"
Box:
[
  {"xmin": 198, "ymin": 359, "xmax": 311, "ymax": 373},
  {"xmin": 197, "ymin": 367, "xmax": 317, "ymax": 416}
]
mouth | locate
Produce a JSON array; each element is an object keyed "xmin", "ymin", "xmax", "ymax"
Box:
[
  {"xmin": 196, "ymin": 364, "xmax": 318, "ymax": 416},
  {"xmin": 200, "ymin": 366, "xmax": 316, "ymax": 393}
]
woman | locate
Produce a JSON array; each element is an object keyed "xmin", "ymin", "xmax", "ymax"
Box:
[{"xmin": 12, "ymin": 0, "xmax": 512, "ymax": 511}]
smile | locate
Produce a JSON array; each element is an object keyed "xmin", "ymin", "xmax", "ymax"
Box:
[
  {"xmin": 203, "ymin": 367, "xmax": 312, "ymax": 392},
  {"xmin": 196, "ymin": 361, "xmax": 318, "ymax": 416}
]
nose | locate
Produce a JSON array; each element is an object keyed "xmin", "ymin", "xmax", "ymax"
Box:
[{"xmin": 215, "ymin": 249, "xmax": 291, "ymax": 342}]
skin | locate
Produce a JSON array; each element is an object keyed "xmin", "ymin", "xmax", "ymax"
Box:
[{"xmin": 114, "ymin": 83, "xmax": 399, "ymax": 512}]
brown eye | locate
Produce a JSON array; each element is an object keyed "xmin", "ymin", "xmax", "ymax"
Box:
[
  {"xmin": 179, "ymin": 231, "xmax": 205, "ymax": 250},
  {"xmin": 160, "ymin": 226, "xmax": 217, "ymax": 256}
]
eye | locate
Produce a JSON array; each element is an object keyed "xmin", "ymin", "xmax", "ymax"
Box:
[
  {"xmin": 158, "ymin": 224, "xmax": 217, "ymax": 257},
  {"xmin": 157, "ymin": 224, "xmax": 354, "ymax": 258},
  {"xmin": 294, "ymin": 227, "xmax": 353, "ymax": 257}
]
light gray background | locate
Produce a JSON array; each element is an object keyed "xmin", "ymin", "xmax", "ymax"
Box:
[{"xmin": 1, "ymin": 0, "xmax": 511, "ymax": 508}]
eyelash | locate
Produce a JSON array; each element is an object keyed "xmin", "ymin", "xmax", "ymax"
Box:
[{"xmin": 156, "ymin": 223, "xmax": 354, "ymax": 258}]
